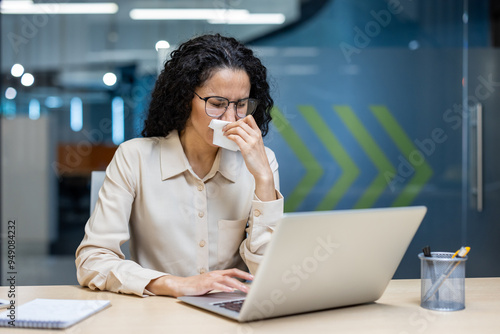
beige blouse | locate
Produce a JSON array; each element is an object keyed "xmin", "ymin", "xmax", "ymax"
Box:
[{"xmin": 75, "ymin": 130, "xmax": 283, "ymax": 296}]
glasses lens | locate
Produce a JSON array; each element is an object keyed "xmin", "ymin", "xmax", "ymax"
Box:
[
  {"xmin": 236, "ymin": 98, "xmax": 258, "ymax": 118},
  {"xmin": 205, "ymin": 97, "xmax": 229, "ymax": 117}
]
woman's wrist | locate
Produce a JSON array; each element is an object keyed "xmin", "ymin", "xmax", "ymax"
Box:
[
  {"xmin": 146, "ymin": 275, "xmax": 180, "ymax": 297},
  {"xmin": 254, "ymin": 172, "xmax": 277, "ymax": 202}
]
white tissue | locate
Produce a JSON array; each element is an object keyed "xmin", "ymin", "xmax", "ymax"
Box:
[{"xmin": 208, "ymin": 119, "xmax": 240, "ymax": 151}]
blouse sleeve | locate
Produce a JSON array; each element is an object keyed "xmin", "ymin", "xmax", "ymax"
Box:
[
  {"xmin": 239, "ymin": 147, "xmax": 284, "ymax": 274},
  {"xmin": 75, "ymin": 144, "xmax": 166, "ymax": 297}
]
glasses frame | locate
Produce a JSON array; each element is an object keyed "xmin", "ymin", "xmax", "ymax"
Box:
[{"xmin": 193, "ymin": 92, "xmax": 259, "ymax": 119}]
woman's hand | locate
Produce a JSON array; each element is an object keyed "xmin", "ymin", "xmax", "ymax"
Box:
[
  {"xmin": 146, "ymin": 268, "xmax": 253, "ymax": 297},
  {"xmin": 223, "ymin": 115, "xmax": 277, "ymax": 202}
]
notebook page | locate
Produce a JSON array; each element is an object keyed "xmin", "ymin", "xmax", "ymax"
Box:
[{"xmin": 0, "ymin": 298, "xmax": 111, "ymax": 329}]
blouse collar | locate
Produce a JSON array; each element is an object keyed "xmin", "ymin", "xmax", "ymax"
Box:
[{"xmin": 160, "ymin": 130, "xmax": 240, "ymax": 183}]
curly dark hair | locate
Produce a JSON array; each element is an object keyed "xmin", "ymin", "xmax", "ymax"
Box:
[{"xmin": 142, "ymin": 33, "xmax": 273, "ymax": 138}]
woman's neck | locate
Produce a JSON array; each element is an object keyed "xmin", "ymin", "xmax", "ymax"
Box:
[{"xmin": 179, "ymin": 128, "xmax": 218, "ymax": 179}]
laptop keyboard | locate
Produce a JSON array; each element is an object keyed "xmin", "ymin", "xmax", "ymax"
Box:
[{"xmin": 212, "ymin": 299, "xmax": 245, "ymax": 313}]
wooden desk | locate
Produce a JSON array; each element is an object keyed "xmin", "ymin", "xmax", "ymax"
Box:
[{"xmin": 1, "ymin": 278, "xmax": 499, "ymax": 333}]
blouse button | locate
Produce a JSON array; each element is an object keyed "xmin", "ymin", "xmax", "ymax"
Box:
[
  {"xmin": 199, "ymin": 268, "xmax": 206, "ymax": 274},
  {"xmin": 199, "ymin": 240, "xmax": 206, "ymax": 247},
  {"xmin": 197, "ymin": 184, "xmax": 204, "ymax": 191},
  {"xmin": 198, "ymin": 211, "xmax": 205, "ymax": 218},
  {"xmin": 254, "ymin": 209, "xmax": 261, "ymax": 217}
]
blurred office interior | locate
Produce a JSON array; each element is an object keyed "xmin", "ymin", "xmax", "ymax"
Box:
[{"xmin": 1, "ymin": 0, "xmax": 499, "ymax": 285}]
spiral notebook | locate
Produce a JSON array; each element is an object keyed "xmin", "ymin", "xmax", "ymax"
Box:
[{"xmin": 0, "ymin": 298, "xmax": 111, "ymax": 329}]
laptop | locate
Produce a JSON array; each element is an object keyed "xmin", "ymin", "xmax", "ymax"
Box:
[{"xmin": 178, "ymin": 206, "xmax": 427, "ymax": 322}]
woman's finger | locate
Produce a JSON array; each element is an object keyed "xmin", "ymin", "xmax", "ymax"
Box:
[
  {"xmin": 223, "ymin": 115, "xmax": 259, "ymax": 133},
  {"xmin": 224, "ymin": 120, "xmax": 254, "ymax": 138},
  {"xmin": 212, "ymin": 282, "xmax": 235, "ymax": 293},
  {"xmin": 218, "ymin": 276, "xmax": 249, "ymax": 293},
  {"xmin": 242, "ymin": 115, "xmax": 260, "ymax": 131},
  {"xmin": 226, "ymin": 268, "xmax": 254, "ymax": 280}
]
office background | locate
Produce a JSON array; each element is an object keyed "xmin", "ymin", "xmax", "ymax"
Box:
[{"xmin": 1, "ymin": 0, "xmax": 499, "ymax": 285}]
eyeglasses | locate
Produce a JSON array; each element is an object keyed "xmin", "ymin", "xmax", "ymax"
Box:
[{"xmin": 194, "ymin": 92, "xmax": 259, "ymax": 119}]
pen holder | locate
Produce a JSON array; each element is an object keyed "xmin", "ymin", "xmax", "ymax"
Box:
[{"xmin": 419, "ymin": 252, "xmax": 467, "ymax": 311}]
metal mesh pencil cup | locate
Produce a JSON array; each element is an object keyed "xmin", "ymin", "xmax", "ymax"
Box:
[{"xmin": 418, "ymin": 252, "xmax": 467, "ymax": 311}]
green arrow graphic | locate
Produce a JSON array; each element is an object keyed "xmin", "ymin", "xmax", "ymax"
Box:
[
  {"xmin": 334, "ymin": 106, "xmax": 396, "ymax": 208},
  {"xmin": 370, "ymin": 105, "xmax": 433, "ymax": 206},
  {"xmin": 298, "ymin": 106, "xmax": 359, "ymax": 210},
  {"xmin": 271, "ymin": 107, "xmax": 323, "ymax": 212}
]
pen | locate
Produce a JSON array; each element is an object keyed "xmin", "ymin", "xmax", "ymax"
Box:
[
  {"xmin": 452, "ymin": 247, "xmax": 470, "ymax": 259},
  {"xmin": 422, "ymin": 246, "xmax": 438, "ymax": 299},
  {"xmin": 422, "ymin": 246, "xmax": 470, "ymax": 303},
  {"xmin": 422, "ymin": 246, "xmax": 432, "ymax": 258}
]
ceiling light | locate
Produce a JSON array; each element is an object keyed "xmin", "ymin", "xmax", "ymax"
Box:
[
  {"xmin": 208, "ymin": 13, "xmax": 286, "ymax": 25},
  {"xmin": 21, "ymin": 73, "xmax": 35, "ymax": 86},
  {"xmin": 155, "ymin": 40, "xmax": 170, "ymax": 51},
  {"xmin": 11, "ymin": 64, "xmax": 25, "ymax": 77},
  {"xmin": 130, "ymin": 8, "xmax": 250, "ymax": 20},
  {"xmin": 5, "ymin": 87, "xmax": 17, "ymax": 100},
  {"xmin": 0, "ymin": 1, "xmax": 119, "ymax": 15},
  {"xmin": 103, "ymin": 72, "xmax": 117, "ymax": 86}
]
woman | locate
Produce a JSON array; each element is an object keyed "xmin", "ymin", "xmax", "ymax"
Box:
[{"xmin": 75, "ymin": 34, "xmax": 283, "ymax": 297}]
